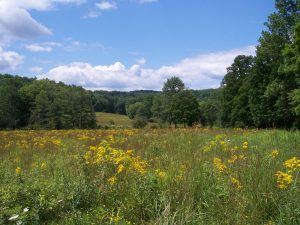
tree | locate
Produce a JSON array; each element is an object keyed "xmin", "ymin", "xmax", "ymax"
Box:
[
  {"xmin": 280, "ymin": 22, "xmax": 300, "ymax": 127},
  {"xmin": 126, "ymin": 102, "xmax": 148, "ymax": 119},
  {"xmin": 156, "ymin": 76, "xmax": 200, "ymax": 127},
  {"xmin": 221, "ymin": 55, "xmax": 254, "ymax": 127},
  {"xmin": 170, "ymin": 90, "xmax": 200, "ymax": 127},
  {"xmin": 162, "ymin": 76, "xmax": 185, "ymax": 94},
  {"xmin": 20, "ymin": 79, "xmax": 96, "ymax": 129},
  {"xmin": 0, "ymin": 75, "xmax": 32, "ymax": 129},
  {"xmin": 151, "ymin": 94, "xmax": 168, "ymax": 124},
  {"xmin": 247, "ymin": 0, "xmax": 299, "ymax": 128}
]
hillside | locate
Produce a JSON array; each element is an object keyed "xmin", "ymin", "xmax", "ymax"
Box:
[{"xmin": 96, "ymin": 112, "xmax": 133, "ymax": 127}]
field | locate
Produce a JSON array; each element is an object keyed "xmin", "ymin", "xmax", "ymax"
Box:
[
  {"xmin": 96, "ymin": 112, "xmax": 133, "ymax": 128},
  {"xmin": 96, "ymin": 112, "xmax": 158, "ymax": 128},
  {"xmin": 0, "ymin": 128, "xmax": 300, "ymax": 225}
]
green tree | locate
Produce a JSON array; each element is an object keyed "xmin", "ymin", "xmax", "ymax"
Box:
[
  {"xmin": 162, "ymin": 76, "xmax": 185, "ymax": 94},
  {"xmin": 160, "ymin": 77, "xmax": 200, "ymax": 127},
  {"xmin": 171, "ymin": 90, "xmax": 200, "ymax": 127},
  {"xmin": 0, "ymin": 75, "xmax": 32, "ymax": 129},
  {"xmin": 221, "ymin": 55, "xmax": 254, "ymax": 127},
  {"xmin": 151, "ymin": 94, "xmax": 168, "ymax": 124},
  {"xmin": 280, "ymin": 22, "xmax": 300, "ymax": 127},
  {"xmin": 247, "ymin": 0, "xmax": 299, "ymax": 128},
  {"xmin": 126, "ymin": 102, "xmax": 146, "ymax": 119}
]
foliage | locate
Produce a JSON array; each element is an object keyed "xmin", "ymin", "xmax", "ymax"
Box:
[
  {"xmin": 220, "ymin": 0, "xmax": 300, "ymax": 129},
  {"xmin": 132, "ymin": 117, "xmax": 148, "ymax": 128},
  {"xmin": 0, "ymin": 75, "xmax": 96, "ymax": 130},
  {"xmin": 158, "ymin": 77, "xmax": 201, "ymax": 127},
  {"xmin": 162, "ymin": 76, "xmax": 185, "ymax": 94}
]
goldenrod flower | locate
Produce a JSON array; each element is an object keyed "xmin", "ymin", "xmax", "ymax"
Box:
[
  {"xmin": 155, "ymin": 169, "xmax": 167, "ymax": 179},
  {"xmin": 230, "ymin": 176, "xmax": 243, "ymax": 189},
  {"xmin": 228, "ymin": 155, "xmax": 238, "ymax": 164},
  {"xmin": 108, "ymin": 176, "xmax": 117, "ymax": 185},
  {"xmin": 283, "ymin": 157, "xmax": 300, "ymax": 172},
  {"xmin": 213, "ymin": 157, "xmax": 227, "ymax": 173},
  {"xmin": 242, "ymin": 141, "xmax": 248, "ymax": 149},
  {"xmin": 15, "ymin": 166, "xmax": 21, "ymax": 175},
  {"xmin": 117, "ymin": 164, "xmax": 125, "ymax": 174},
  {"xmin": 271, "ymin": 149, "xmax": 279, "ymax": 158},
  {"xmin": 40, "ymin": 162, "xmax": 47, "ymax": 169},
  {"xmin": 275, "ymin": 171, "xmax": 293, "ymax": 189}
]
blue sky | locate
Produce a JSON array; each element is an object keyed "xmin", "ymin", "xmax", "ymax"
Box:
[{"xmin": 0, "ymin": 0, "xmax": 275, "ymax": 90}]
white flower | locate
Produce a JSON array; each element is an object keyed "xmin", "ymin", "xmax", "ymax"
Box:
[
  {"xmin": 23, "ymin": 207, "xmax": 29, "ymax": 212},
  {"xmin": 8, "ymin": 214, "xmax": 19, "ymax": 220},
  {"xmin": 16, "ymin": 221, "xmax": 23, "ymax": 225}
]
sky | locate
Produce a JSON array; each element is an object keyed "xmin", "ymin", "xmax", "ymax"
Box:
[{"xmin": 0, "ymin": 0, "xmax": 275, "ymax": 91}]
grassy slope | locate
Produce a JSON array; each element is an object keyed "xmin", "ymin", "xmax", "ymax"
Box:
[{"xmin": 96, "ymin": 112, "xmax": 133, "ymax": 127}]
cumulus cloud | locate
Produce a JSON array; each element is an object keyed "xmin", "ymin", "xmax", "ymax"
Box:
[
  {"xmin": 96, "ymin": 1, "xmax": 117, "ymax": 10},
  {"xmin": 39, "ymin": 46, "xmax": 256, "ymax": 91},
  {"xmin": 0, "ymin": 47, "xmax": 24, "ymax": 70},
  {"xmin": 0, "ymin": 0, "xmax": 85, "ymax": 43}
]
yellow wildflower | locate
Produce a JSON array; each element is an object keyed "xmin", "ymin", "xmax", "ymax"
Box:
[
  {"xmin": 108, "ymin": 176, "xmax": 117, "ymax": 186},
  {"xmin": 40, "ymin": 162, "xmax": 47, "ymax": 169},
  {"xmin": 242, "ymin": 141, "xmax": 248, "ymax": 149},
  {"xmin": 228, "ymin": 155, "xmax": 238, "ymax": 164},
  {"xmin": 155, "ymin": 169, "xmax": 167, "ymax": 179},
  {"xmin": 213, "ymin": 157, "xmax": 227, "ymax": 173},
  {"xmin": 15, "ymin": 166, "xmax": 21, "ymax": 175},
  {"xmin": 238, "ymin": 155, "xmax": 247, "ymax": 160},
  {"xmin": 51, "ymin": 139, "xmax": 62, "ymax": 146},
  {"xmin": 271, "ymin": 149, "xmax": 279, "ymax": 158},
  {"xmin": 230, "ymin": 176, "xmax": 243, "ymax": 189},
  {"xmin": 117, "ymin": 164, "xmax": 125, "ymax": 174},
  {"xmin": 283, "ymin": 157, "xmax": 300, "ymax": 172},
  {"xmin": 275, "ymin": 171, "xmax": 293, "ymax": 189}
]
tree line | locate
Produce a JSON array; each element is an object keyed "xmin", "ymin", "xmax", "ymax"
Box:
[
  {"xmin": 0, "ymin": 75, "xmax": 96, "ymax": 129},
  {"xmin": 0, "ymin": 73, "xmax": 215, "ymax": 129},
  {"xmin": 221, "ymin": 0, "xmax": 300, "ymax": 129}
]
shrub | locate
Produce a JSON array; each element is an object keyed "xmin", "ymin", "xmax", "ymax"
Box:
[{"xmin": 132, "ymin": 117, "xmax": 147, "ymax": 129}]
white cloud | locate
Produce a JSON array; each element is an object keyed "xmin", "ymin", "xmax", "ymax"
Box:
[
  {"xmin": 25, "ymin": 44, "xmax": 52, "ymax": 52},
  {"xmin": 136, "ymin": 58, "xmax": 146, "ymax": 65},
  {"xmin": 96, "ymin": 1, "xmax": 117, "ymax": 10},
  {"xmin": 63, "ymin": 40, "xmax": 109, "ymax": 52},
  {"xmin": 83, "ymin": 11, "xmax": 101, "ymax": 19},
  {"xmin": 39, "ymin": 46, "xmax": 256, "ymax": 91},
  {"xmin": 0, "ymin": 47, "xmax": 24, "ymax": 70},
  {"xmin": 25, "ymin": 42, "xmax": 62, "ymax": 52},
  {"xmin": 0, "ymin": 0, "xmax": 86, "ymax": 43},
  {"xmin": 29, "ymin": 67, "xmax": 43, "ymax": 74}
]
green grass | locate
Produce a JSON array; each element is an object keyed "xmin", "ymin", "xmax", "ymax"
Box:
[
  {"xmin": 96, "ymin": 112, "xmax": 133, "ymax": 127},
  {"xmin": 96, "ymin": 112, "xmax": 158, "ymax": 128},
  {"xmin": 0, "ymin": 128, "xmax": 299, "ymax": 224}
]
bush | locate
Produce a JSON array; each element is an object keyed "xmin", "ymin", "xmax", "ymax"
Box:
[{"xmin": 132, "ymin": 117, "xmax": 147, "ymax": 129}]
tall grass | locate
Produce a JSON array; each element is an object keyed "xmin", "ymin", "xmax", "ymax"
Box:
[{"xmin": 0, "ymin": 129, "xmax": 299, "ymax": 224}]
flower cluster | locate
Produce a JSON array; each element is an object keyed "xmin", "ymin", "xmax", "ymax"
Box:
[
  {"xmin": 275, "ymin": 156, "xmax": 300, "ymax": 189},
  {"xmin": 84, "ymin": 140, "xmax": 148, "ymax": 186}
]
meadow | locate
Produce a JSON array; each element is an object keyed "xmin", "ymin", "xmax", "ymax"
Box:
[
  {"xmin": 96, "ymin": 112, "xmax": 133, "ymax": 128},
  {"xmin": 0, "ymin": 128, "xmax": 299, "ymax": 225}
]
